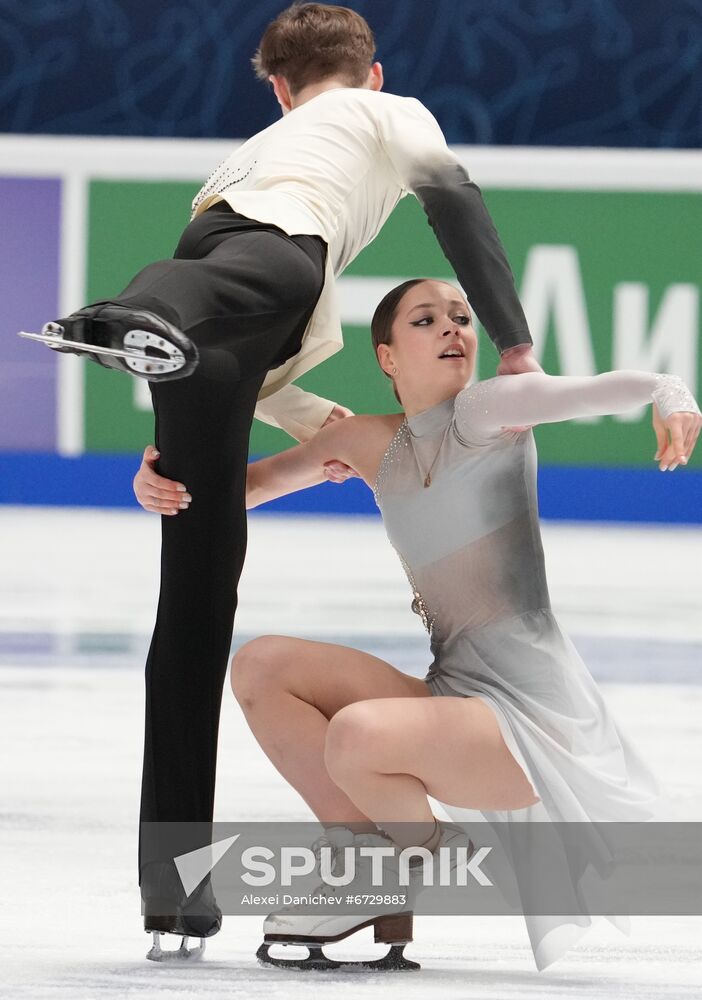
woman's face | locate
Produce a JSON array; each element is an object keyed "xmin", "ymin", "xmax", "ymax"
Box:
[{"xmin": 379, "ymin": 280, "xmax": 478, "ymax": 406}]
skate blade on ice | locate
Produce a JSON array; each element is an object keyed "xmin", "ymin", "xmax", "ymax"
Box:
[
  {"xmin": 146, "ymin": 931, "xmax": 206, "ymax": 962},
  {"xmin": 256, "ymin": 941, "xmax": 419, "ymax": 972},
  {"xmin": 18, "ymin": 323, "xmax": 187, "ymax": 377},
  {"xmin": 257, "ymin": 911, "xmax": 420, "ymax": 972}
]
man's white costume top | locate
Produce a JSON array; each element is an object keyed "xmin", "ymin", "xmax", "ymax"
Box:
[{"xmin": 191, "ymin": 88, "xmax": 530, "ymax": 440}]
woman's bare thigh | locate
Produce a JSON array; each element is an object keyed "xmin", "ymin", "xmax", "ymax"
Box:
[
  {"xmin": 234, "ymin": 634, "xmax": 431, "ymax": 719},
  {"xmin": 348, "ymin": 693, "xmax": 540, "ymax": 811}
]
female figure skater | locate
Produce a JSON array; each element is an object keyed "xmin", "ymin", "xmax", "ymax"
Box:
[{"xmin": 135, "ymin": 278, "xmax": 700, "ymax": 971}]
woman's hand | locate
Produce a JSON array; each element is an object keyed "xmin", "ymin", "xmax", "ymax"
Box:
[
  {"xmin": 133, "ymin": 446, "xmax": 191, "ymax": 514},
  {"xmin": 652, "ymin": 403, "xmax": 701, "ymax": 471},
  {"xmin": 321, "ymin": 403, "xmax": 360, "ymax": 482}
]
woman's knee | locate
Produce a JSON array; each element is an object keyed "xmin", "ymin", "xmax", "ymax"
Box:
[
  {"xmin": 324, "ymin": 701, "xmax": 384, "ymax": 783},
  {"xmin": 230, "ymin": 635, "xmax": 292, "ymax": 708}
]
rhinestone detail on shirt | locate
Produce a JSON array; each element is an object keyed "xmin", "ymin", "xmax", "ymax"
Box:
[
  {"xmin": 452, "ymin": 379, "xmax": 497, "ymax": 431},
  {"xmin": 191, "ymin": 160, "xmax": 258, "ymax": 217},
  {"xmin": 651, "ymin": 374, "xmax": 701, "ymax": 419},
  {"xmin": 373, "ymin": 419, "xmax": 436, "ymax": 635},
  {"xmin": 398, "ymin": 550, "xmax": 436, "ymax": 635},
  {"xmin": 372, "ymin": 420, "xmax": 410, "ymax": 506}
]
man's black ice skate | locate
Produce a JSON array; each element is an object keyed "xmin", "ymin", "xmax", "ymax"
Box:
[
  {"xmin": 17, "ymin": 303, "xmax": 198, "ymax": 381},
  {"xmin": 141, "ymin": 860, "xmax": 222, "ymax": 962}
]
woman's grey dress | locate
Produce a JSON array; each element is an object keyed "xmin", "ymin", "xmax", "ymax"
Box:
[{"xmin": 372, "ymin": 371, "xmax": 696, "ymax": 970}]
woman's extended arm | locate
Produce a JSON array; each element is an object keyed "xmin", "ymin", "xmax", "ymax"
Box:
[
  {"xmin": 455, "ymin": 372, "xmax": 701, "ymax": 466},
  {"xmin": 246, "ymin": 442, "xmax": 326, "ymax": 510}
]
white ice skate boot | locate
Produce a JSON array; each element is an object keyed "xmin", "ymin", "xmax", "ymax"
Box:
[
  {"xmin": 256, "ymin": 826, "xmax": 419, "ymax": 972},
  {"xmin": 402, "ymin": 819, "xmax": 477, "ymax": 902}
]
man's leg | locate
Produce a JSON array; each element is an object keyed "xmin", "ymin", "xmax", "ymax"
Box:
[
  {"xmin": 138, "ymin": 364, "xmax": 266, "ymax": 942},
  {"xmin": 139, "ymin": 366, "xmax": 264, "ymax": 856},
  {"xmin": 32, "ymin": 205, "xmax": 325, "ymax": 383},
  {"xmin": 133, "ymin": 222, "xmax": 326, "ymax": 892},
  {"xmin": 85, "ymin": 207, "xmax": 325, "ymax": 381}
]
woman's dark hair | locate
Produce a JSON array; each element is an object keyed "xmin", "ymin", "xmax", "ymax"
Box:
[
  {"xmin": 370, "ymin": 278, "xmax": 428, "ymax": 405},
  {"xmin": 252, "ymin": 3, "xmax": 376, "ymax": 95}
]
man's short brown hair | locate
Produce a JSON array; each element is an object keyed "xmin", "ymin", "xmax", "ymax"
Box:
[{"xmin": 252, "ymin": 3, "xmax": 376, "ymax": 95}]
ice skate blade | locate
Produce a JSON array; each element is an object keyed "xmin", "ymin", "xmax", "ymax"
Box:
[
  {"xmin": 256, "ymin": 941, "xmax": 419, "ymax": 972},
  {"xmin": 17, "ymin": 327, "xmax": 70, "ymax": 350},
  {"xmin": 17, "ymin": 327, "xmax": 185, "ymax": 375},
  {"xmin": 146, "ymin": 931, "xmax": 206, "ymax": 962}
]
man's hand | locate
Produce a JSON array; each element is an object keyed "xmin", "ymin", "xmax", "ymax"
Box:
[
  {"xmin": 652, "ymin": 403, "xmax": 701, "ymax": 471},
  {"xmin": 496, "ymin": 345, "xmax": 543, "ymax": 432},
  {"xmin": 321, "ymin": 403, "xmax": 360, "ymax": 483},
  {"xmin": 133, "ymin": 446, "xmax": 191, "ymax": 515},
  {"xmin": 322, "ymin": 403, "xmax": 355, "ymax": 425},
  {"xmin": 496, "ymin": 344, "xmax": 543, "ymax": 376}
]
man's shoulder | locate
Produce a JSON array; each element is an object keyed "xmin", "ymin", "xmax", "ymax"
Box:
[{"xmin": 323, "ymin": 88, "xmax": 430, "ymax": 118}]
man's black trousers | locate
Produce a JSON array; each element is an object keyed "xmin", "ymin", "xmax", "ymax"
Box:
[{"xmin": 104, "ymin": 203, "xmax": 327, "ymax": 878}]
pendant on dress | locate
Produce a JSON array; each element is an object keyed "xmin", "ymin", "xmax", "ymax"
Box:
[{"xmin": 423, "ymin": 473, "xmax": 431, "ymax": 488}]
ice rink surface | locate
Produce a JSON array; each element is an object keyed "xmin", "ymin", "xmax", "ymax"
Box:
[{"xmin": 1, "ymin": 507, "xmax": 700, "ymax": 999}]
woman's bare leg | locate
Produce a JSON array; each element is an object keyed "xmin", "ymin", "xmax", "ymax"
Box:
[
  {"xmin": 324, "ymin": 694, "xmax": 540, "ymax": 847},
  {"xmin": 230, "ymin": 635, "xmax": 431, "ymax": 828}
]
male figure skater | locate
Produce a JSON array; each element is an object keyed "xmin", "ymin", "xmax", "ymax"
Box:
[{"xmin": 21, "ymin": 3, "xmax": 543, "ymax": 953}]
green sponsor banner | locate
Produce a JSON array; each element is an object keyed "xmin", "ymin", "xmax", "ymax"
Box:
[
  {"xmin": 84, "ymin": 180, "xmax": 197, "ymax": 452},
  {"xmin": 84, "ymin": 182, "xmax": 701, "ymax": 467}
]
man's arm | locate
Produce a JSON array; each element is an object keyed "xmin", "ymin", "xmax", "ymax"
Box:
[
  {"xmin": 254, "ymin": 383, "xmax": 337, "ymax": 442},
  {"xmin": 253, "ymin": 383, "xmax": 339, "ymax": 442},
  {"xmin": 413, "ymin": 161, "xmax": 532, "ymax": 356},
  {"xmin": 377, "ymin": 97, "xmax": 533, "ymax": 357}
]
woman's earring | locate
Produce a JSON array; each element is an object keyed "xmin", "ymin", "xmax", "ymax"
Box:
[{"xmin": 392, "ymin": 367, "xmax": 398, "ymax": 375}]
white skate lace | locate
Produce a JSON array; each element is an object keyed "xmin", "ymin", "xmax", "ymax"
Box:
[
  {"xmin": 306, "ymin": 831, "xmax": 353, "ymax": 898},
  {"xmin": 306, "ymin": 831, "xmax": 398, "ymax": 899},
  {"xmin": 310, "ymin": 833, "xmax": 345, "ymax": 879},
  {"xmin": 303, "ymin": 828, "xmax": 476, "ymax": 903},
  {"xmin": 651, "ymin": 373, "xmax": 701, "ymax": 419},
  {"xmin": 404, "ymin": 827, "xmax": 476, "ymax": 896}
]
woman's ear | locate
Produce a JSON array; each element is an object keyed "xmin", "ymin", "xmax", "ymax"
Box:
[{"xmin": 376, "ymin": 342, "xmax": 395, "ymax": 377}]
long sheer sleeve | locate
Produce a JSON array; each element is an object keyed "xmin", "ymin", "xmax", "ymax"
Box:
[{"xmin": 454, "ymin": 372, "xmax": 701, "ymax": 444}]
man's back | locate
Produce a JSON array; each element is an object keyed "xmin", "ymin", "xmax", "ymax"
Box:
[{"xmin": 192, "ymin": 88, "xmax": 451, "ymax": 274}]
